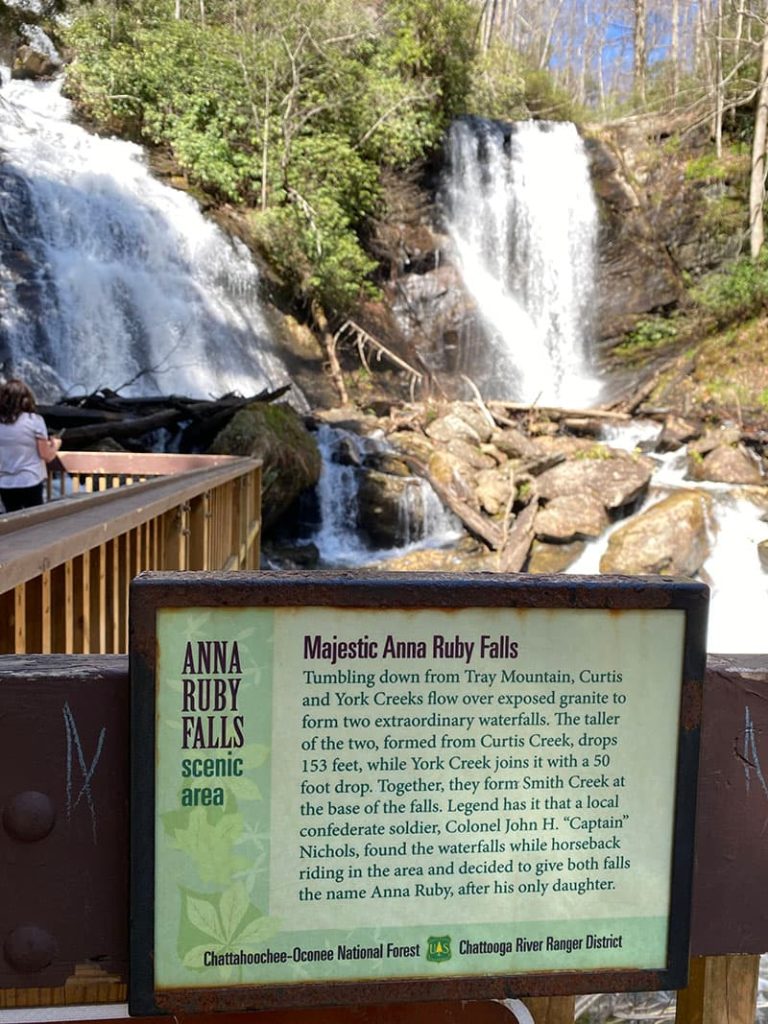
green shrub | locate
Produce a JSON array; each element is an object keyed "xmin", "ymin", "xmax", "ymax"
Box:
[
  {"xmin": 614, "ymin": 317, "xmax": 678, "ymax": 358},
  {"xmin": 691, "ymin": 254, "xmax": 768, "ymax": 325}
]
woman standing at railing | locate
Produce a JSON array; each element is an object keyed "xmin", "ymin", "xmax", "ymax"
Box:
[{"xmin": 0, "ymin": 378, "xmax": 61, "ymax": 512}]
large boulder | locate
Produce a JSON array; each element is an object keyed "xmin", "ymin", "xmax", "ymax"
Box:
[
  {"xmin": 427, "ymin": 450, "xmax": 477, "ymax": 504},
  {"xmin": 475, "ymin": 465, "xmax": 516, "ymax": 517},
  {"xmin": 535, "ymin": 493, "xmax": 610, "ymax": 543},
  {"xmin": 356, "ymin": 470, "xmax": 428, "ymax": 547},
  {"xmin": 536, "ymin": 451, "xmax": 654, "ymax": 510},
  {"xmin": 426, "ymin": 411, "xmax": 484, "ymax": 445},
  {"xmin": 655, "ymin": 415, "xmax": 700, "ymax": 453},
  {"xmin": 210, "ymin": 403, "xmax": 321, "ymax": 529},
  {"xmin": 600, "ymin": 490, "xmax": 714, "ymax": 576},
  {"xmin": 528, "ymin": 540, "xmax": 586, "ymax": 574},
  {"xmin": 687, "ymin": 444, "xmax": 764, "ymax": 485},
  {"xmin": 387, "ymin": 430, "xmax": 436, "ymax": 465},
  {"xmin": 12, "ymin": 44, "xmax": 61, "ymax": 80},
  {"xmin": 490, "ymin": 427, "xmax": 543, "ymax": 460},
  {"xmin": 444, "ymin": 436, "xmax": 497, "ymax": 470},
  {"xmin": 688, "ymin": 427, "xmax": 742, "ymax": 457}
]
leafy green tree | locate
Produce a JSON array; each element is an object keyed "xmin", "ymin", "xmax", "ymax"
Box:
[{"xmin": 64, "ymin": 0, "xmax": 481, "ymax": 313}]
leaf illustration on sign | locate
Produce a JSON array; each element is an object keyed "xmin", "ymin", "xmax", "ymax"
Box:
[
  {"xmin": 179, "ymin": 883, "xmax": 280, "ymax": 978},
  {"xmin": 171, "ymin": 808, "xmax": 248, "ymax": 885}
]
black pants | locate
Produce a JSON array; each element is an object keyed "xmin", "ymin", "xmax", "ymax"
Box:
[{"xmin": 0, "ymin": 483, "xmax": 44, "ymax": 512}]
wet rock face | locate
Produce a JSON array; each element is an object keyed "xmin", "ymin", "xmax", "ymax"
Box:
[
  {"xmin": 367, "ymin": 122, "xmax": 738, "ymax": 384},
  {"xmin": 0, "ymin": 165, "xmax": 59, "ymax": 380},
  {"xmin": 586, "ymin": 132, "xmax": 682, "ymax": 344},
  {"xmin": 585, "ymin": 123, "xmax": 743, "ymax": 347},
  {"xmin": 599, "ymin": 490, "xmax": 714, "ymax": 576}
]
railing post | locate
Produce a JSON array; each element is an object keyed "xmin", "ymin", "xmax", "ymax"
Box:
[
  {"xmin": 675, "ymin": 955, "xmax": 761, "ymax": 1024},
  {"xmin": 73, "ymin": 552, "xmax": 91, "ymax": 654},
  {"xmin": 161, "ymin": 504, "xmax": 189, "ymax": 571},
  {"xmin": 188, "ymin": 493, "xmax": 211, "ymax": 571},
  {"xmin": 523, "ymin": 997, "xmax": 576, "ymax": 1024},
  {"xmin": 14, "ymin": 583, "xmax": 25, "ymax": 653},
  {"xmin": 0, "ymin": 589, "xmax": 13, "ymax": 654}
]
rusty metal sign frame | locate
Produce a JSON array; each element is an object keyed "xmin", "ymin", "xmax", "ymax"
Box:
[{"xmin": 129, "ymin": 570, "xmax": 708, "ymax": 1016}]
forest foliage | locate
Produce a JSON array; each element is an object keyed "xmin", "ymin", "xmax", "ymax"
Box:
[
  {"xmin": 59, "ymin": 0, "xmax": 589, "ymax": 315},
  {"xmin": 63, "ymin": 0, "xmax": 514, "ymax": 313},
  {"xmin": 36, "ymin": 0, "xmax": 768, "ymax": 325}
]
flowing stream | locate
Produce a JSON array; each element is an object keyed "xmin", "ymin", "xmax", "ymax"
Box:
[
  {"xmin": 442, "ymin": 118, "xmax": 599, "ymax": 405},
  {"xmin": 0, "ymin": 69, "xmax": 291, "ymax": 400},
  {"xmin": 566, "ymin": 422, "xmax": 768, "ymax": 654}
]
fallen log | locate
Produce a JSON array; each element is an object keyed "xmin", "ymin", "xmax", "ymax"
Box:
[
  {"xmin": 496, "ymin": 498, "xmax": 538, "ymax": 573},
  {"xmin": 47, "ymin": 386, "xmax": 291, "ymax": 449},
  {"xmin": 38, "ymin": 405, "xmax": 124, "ymax": 427},
  {"xmin": 488, "ymin": 400, "xmax": 632, "ymax": 423},
  {"xmin": 56, "ymin": 405, "xmax": 197, "ymax": 445}
]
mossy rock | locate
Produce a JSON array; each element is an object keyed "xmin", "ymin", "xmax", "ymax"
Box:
[{"xmin": 210, "ymin": 403, "xmax": 321, "ymax": 529}]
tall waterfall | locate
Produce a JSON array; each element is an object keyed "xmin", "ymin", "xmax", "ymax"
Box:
[
  {"xmin": 442, "ymin": 118, "xmax": 599, "ymax": 406},
  {"xmin": 0, "ymin": 71, "xmax": 292, "ymax": 400}
]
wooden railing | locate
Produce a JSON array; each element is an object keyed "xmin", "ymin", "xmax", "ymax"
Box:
[{"xmin": 0, "ymin": 452, "xmax": 261, "ymax": 655}]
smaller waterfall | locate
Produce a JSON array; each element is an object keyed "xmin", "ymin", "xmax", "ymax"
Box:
[
  {"xmin": 311, "ymin": 425, "xmax": 460, "ymax": 567},
  {"xmin": 311, "ymin": 425, "xmax": 374, "ymax": 566},
  {"xmin": 442, "ymin": 118, "xmax": 599, "ymax": 406}
]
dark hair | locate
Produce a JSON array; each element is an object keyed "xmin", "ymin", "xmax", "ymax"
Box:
[{"xmin": 0, "ymin": 379, "xmax": 37, "ymax": 424}]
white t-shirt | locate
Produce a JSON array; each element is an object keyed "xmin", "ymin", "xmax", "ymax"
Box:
[{"xmin": 0, "ymin": 412, "xmax": 49, "ymax": 488}]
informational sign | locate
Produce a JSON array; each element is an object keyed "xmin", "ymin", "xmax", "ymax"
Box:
[{"xmin": 129, "ymin": 571, "xmax": 707, "ymax": 1015}]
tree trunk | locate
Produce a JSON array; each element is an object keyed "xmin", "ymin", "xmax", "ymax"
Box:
[
  {"xmin": 714, "ymin": 0, "xmax": 724, "ymax": 157},
  {"xmin": 671, "ymin": 0, "xmax": 680, "ymax": 100},
  {"xmin": 538, "ymin": 0, "xmax": 566, "ymax": 70},
  {"xmin": 634, "ymin": 0, "xmax": 647, "ymax": 104},
  {"xmin": 749, "ymin": 9, "xmax": 768, "ymax": 259}
]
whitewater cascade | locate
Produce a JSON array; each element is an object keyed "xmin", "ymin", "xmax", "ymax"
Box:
[
  {"xmin": 570, "ymin": 422, "xmax": 768, "ymax": 655},
  {"xmin": 0, "ymin": 70, "xmax": 292, "ymax": 400},
  {"xmin": 442, "ymin": 118, "xmax": 599, "ymax": 405},
  {"xmin": 310, "ymin": 425, "xmax": 460, "ymax": 567}
]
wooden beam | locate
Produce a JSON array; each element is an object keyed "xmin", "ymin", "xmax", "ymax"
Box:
[
  {"xmin": 188, "ymin": 493, "xmax": 211, "ymax": 571},
  {"xmin": 14, "ymin": 584, "xmax": 25, "ymax": 654},
  {"xmin": 0, "ymin": 590, "xmax": 13, "ymax": 654},
  {"xmin": 675, "ymin": 955, "xmax": 760, "ymax": 1024},
  {"xmin": 522, "ymin": 996, "xmax": 576, "ymax": 1024}
]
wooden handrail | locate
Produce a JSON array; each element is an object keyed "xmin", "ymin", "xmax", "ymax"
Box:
[
  {"xmin": 0, "ymin": 459, "xmax": 260, "ymax": 590},
  {"xmin": 0, "ymin": 452, "xmax": 262, "ymax": 655}
]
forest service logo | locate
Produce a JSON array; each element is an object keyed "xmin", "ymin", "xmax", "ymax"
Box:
[{"xmin": 426, "ymin": 935, "xmax": 452, "ymax": 963}]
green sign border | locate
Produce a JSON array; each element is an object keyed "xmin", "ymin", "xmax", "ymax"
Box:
[{"xmin": 129, "ymin": 570, "xmax": 708, "ymax": 1016}]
